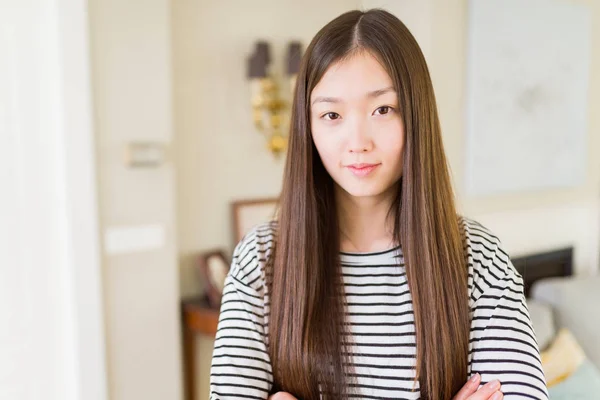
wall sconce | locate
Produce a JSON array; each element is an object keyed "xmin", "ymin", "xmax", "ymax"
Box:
[{"xmin": 247, "ymin": 40, "xmax": 303, "ymax": 158}]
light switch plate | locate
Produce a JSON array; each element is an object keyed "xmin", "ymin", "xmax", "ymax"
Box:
[{"xmin": 124, "ymin": 142, "xmax": 168, "ymax": 167}]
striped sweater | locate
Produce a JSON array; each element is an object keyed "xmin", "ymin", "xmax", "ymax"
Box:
[{"xmin": 209, "ymin": 217, "xmax": 548, "ymax": 399}]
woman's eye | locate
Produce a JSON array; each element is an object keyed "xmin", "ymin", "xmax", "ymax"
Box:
[
  {"xmin": 374, "ymin": 106, "xmax": 394, "ymax": 115},
  {"xmin": 322, "ymin": 112, "xmax": 341, "ymax": 120}
]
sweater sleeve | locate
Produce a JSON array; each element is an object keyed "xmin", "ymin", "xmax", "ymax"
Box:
[
  {"xmin": 209, "ymin": 234, "xmax": 274, "ymax": 400},
  {"xmin": 469, "ymin": 268, "xmax": 549, "ymax": 399},
  {"xmin": 465, "ymin": 220, "xmax": 549, "ymax": 400}
]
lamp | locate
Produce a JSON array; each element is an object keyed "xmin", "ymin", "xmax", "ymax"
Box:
[{"xmin": 247, "ymin": 40, "xmax": 303, "ymax": 157}]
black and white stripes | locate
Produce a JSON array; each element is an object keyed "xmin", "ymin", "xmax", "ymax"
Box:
[
  {"xmin": 465, "ymin": 219, "xmax": 548, "ymax": 399},
  {"xmin": 209, "ymin": 218, "xmax": 548, "ymax": 399}
]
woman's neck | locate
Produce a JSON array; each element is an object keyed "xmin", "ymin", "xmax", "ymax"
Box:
[{"xmin": 336, "ymin": 184, "xmax": 398, "ymax": 253}]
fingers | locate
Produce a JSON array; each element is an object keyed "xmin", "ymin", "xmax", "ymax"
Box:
[
  {"xmin": 453, "ymin": 373, "xmax": 481, "ymax": 400},
  {"xmin": 489, "ymin": 392, "xmax": 504, "ymax": 400},
  {"xmin": 268, "ymin": 392, "xmax": 297, "ymax": 400},
  {"xmin": 469, "ymin": 379, "xmax": 503, "ymax": 400}
]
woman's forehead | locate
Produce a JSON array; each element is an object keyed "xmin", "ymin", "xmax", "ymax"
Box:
[{"xmin": 310, "ymin": 52, "xmax": 394, "ymax": 103}]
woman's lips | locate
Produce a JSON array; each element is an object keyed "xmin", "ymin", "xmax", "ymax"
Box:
[{"xmin": 346, "ymin": 163, "xmax": 381, "ymax": 177}]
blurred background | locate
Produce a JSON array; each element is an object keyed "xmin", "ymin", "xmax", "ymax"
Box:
[{"xmin": 1, "ymin": 0, "xmax": 599, "ymax": 399}]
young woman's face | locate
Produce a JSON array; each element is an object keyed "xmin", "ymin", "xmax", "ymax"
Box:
[{"xmin": 310, "ymin": 51, "xmax": 405, "ymax": 199}]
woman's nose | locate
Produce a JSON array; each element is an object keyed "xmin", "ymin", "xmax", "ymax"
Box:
[{"xmin": 347, "ymin": 120, "xmax": 373, "ymax": 153}]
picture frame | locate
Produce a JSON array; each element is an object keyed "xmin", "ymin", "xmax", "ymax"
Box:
[
  {"xmin": 231, "ymin": 197, "xmax": 279, "ymax": 245},
  {"xmin": 197, "ymin": 250, "xmax": 231, "ymax": 309}
]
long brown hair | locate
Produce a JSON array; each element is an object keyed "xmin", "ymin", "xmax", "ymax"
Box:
[{"xmin": 267, "ymin": 9, "xmax": 469, "ymax": 399}]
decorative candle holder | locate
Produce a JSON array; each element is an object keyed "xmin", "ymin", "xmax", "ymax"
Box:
[{"xmin": 247, "ymin": 41, "xmax": 302, "ymax": 157}]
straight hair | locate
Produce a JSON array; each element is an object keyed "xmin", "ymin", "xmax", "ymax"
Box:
[{"xmin": 267, "ymin": 9, "xmax": 469, "ymax": 399}]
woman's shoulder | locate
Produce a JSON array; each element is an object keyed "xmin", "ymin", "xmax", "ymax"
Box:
[
  {"xmin": 459, "ymin": 216, "xmax": 525, "ymax": 305},
  {"xmin": 229, "ymin": 220, "xmax": 278, "ymax": 293}
]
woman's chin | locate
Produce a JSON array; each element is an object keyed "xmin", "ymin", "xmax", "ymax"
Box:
[{"xmin": 339, "ymin": 183, "xmax": 387, "ymax": 199}]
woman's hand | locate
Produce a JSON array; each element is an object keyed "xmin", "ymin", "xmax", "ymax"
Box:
[
  {"xmin": 268, "ymin": 392, "xmax": 297, "ymax": 400},
  {"xmin": 453, "ymin": 373, "xmax": 503, "ymax": 400}
]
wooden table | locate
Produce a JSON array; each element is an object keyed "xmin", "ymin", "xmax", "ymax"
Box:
[{"xmin": 181, "ymin": 296, "xmax": 220, "ymax": 400}]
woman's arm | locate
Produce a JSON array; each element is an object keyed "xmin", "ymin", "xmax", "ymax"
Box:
[
  {"xmin": 469, "ymin": 263, "xmax": 549, "ymax": 399},
  {"xmin": 209, "ymin": 237, "xmax": 273, "ymax": 400},
  {"xmin": 269, "ymin": 374, "xmax": 506, "ymax": 400}
]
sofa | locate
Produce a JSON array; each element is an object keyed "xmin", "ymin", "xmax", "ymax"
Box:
[
  {"xmin": 527, "ymin": 275, "xmax": 600, "ymax": 397},
  {"xmin": 529, "ymin": 275, "xmax": 600, "ymax": 367}
]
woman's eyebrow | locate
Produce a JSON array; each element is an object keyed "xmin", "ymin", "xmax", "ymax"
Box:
[
  {"xmin": 311, "ymin": 96, "xmax": 342, "ymax": 106},
  {"xmin": 311, "ymin": 86, "xmax": 396, "ymax": 106},
  {"xmin": 367, "ymin": 86, "xmax": 396, "ymax": 98}
]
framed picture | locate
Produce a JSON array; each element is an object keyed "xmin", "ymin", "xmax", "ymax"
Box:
[
  {"xmin": 197, "ymin": 250, "xmax": 231, "ymax": 309},
  {"xmin": 231, "ymin": 197, "xmax": 279, "ymax": 245}
]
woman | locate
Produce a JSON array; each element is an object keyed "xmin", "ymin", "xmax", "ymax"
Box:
[{"xmin": 209, "ymin": 9, "xmax": 548, "ymax": 400}]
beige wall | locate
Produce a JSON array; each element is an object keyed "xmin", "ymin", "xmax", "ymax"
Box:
[
  {"xmin": 89, "ymin": 0, "xmax": 182, "ymax": 399},
  {"xmin": 429, "ymin": 0, "xmax": 600, "ymax": 274},
  {"xmin": 173, "ymin": 0, "xmax": 600, "ymax": 399}
]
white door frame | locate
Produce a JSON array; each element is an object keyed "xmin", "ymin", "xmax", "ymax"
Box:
[
  {"xmin": 0, "ymin": 1, "xmax": 108, "ymax": 399},
  {"xmin": 57, "ymin": 0, "xmax": 109, "ymax": 399}
]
